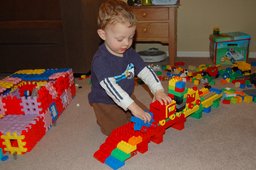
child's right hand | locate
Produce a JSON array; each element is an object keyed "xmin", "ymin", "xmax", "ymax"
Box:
[{"xmin": 128, "ymin": 102, "xmax": 151, "ymax": 123}]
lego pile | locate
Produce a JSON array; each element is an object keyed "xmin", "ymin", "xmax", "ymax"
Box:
[
  {"xmin": 94, "ymin": 61, "xmax": 256, "ymax": 170},
  {"xmin": 0, "ymin": 68, "xmax": 76, "ymax": 160},
  {"xmin": 151, "ymin": 61, "xmax": 256, "ymax": 103}
]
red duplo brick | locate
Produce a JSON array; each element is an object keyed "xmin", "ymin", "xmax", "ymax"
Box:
[
  {"xmin": 136, "ymin": 139, "xmax": 150, "ymax": 154},
  {"xmin": 94, "ymin": 150, "xmax": 109, "ymax": 163},
  {"xmin": 222, "ymin": 99, "xmax": 231, "ymax": 104},
  {"xmin": 99, "ymin": 143, "xmax": 116, "ymax": 155},
  {"xmin": 175, "ymin": 87, "xmax": 185, "ymax": 93},
  {"xmin": 232, "ymin": 79, "xmax": 245, "ymax": 84},
  {"xmin": 171, "ymin": 114, "xmax": 186, "ymax": 130},
  {"xmin": 109, "ymin": 122, "xmax": 135, "ymax": 142},
  {"xmin": 150, "ymin": 127, "xmax": 165, "ymax": 144}
]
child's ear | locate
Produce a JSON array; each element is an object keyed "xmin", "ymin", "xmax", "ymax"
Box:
[{"xmin": 97, "ymin": 29, "xmax": 106, "ymax": 40}]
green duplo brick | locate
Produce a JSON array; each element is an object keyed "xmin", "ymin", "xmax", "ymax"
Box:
[
  {"xmin": 156, "ymin": 71, "xmax": 162, "ymax": 76},
  {"xmin": 230, "ymin": 97, "xmax": 238, "ymax": 104},
  {"xmin": 253, "ymin": 97, "xmax": 256, "ymax": 103},
  {"xmin": 190, "ymin": 105, "xmax": 203, "ymax": 119},
  {"xmin": 212, "ymin": 99, "xmax": 220, "ymax": 108},
  {"xmin": 111, "ymin": 148, "xmax": 131, "ymax": 162}
]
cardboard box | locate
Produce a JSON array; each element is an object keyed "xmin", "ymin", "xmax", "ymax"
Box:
[{"xmin": 209, "ymin": 32, "xmax": 250, "ymax": 65}]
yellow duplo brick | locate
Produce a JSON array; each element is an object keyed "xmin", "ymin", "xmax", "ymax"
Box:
[
  {"xmin": 117, "ymin": 140, "xmax": 136, "ymax": 154},
  {"xmin": 168, "ymin": 79, "xmax": 176, "ymax": 89},
  {"xmin": 193, "ymin": 79, "xmax": 200, "ymax": 86},
  {"xmin": 81, "ymin": 75, "xmax": 86, "ymax": 79},
  {"xmin": 195, "ymin": 74, "xmax": 202, "ymax": 80},
  {"xmin": 184, "ymin": 105, "xmax": 199, "ymax": 117},
  {"xmin": 200, "ymin": 88, "xmax": 209, "ymax": 95},
  {"xmin": 244, "ymin": 95, "xmax": 253, "ymax": 103}
]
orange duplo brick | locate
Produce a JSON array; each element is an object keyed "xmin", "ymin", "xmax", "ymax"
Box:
[
  {"xmin": 235, "ymin": 91, "xmax": 245, "ymax": 96},
  {"xmin": 221, "ymin": 79, "xmax": 228, "ymax": 84},
  {"xmin": 128, "ymin": 136, "xmax": 142, "ymax": 146},
  {"xmin": 236, "ymin": 96, "xmax": 243, "ymax": 103}
]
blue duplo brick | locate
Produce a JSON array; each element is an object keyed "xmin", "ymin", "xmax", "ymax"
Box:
[{"xmin": 105, "ymin": 156, "xmax": 125, "ymax": 170}]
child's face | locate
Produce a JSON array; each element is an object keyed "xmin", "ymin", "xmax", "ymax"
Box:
[{"xmin": 98, "ymin": 22, "xmax": 136, "ymax": 57}]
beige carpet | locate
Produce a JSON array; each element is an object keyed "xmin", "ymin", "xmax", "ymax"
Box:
[{"xmin": 1, "ymin": 58, "xmax": 256, "ymax": 170}]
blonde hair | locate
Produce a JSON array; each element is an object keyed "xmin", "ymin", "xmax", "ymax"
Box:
[{"xmin": 98, "ymin": 0, "xmax": 137, "ymax": 29}]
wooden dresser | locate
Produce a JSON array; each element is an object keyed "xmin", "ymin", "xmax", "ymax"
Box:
[{"xmin": 131, "ymin": 2, "xmax": 180, "ymax": 65}]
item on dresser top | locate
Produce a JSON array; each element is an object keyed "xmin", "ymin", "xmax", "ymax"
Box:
[{"xmin": 152, "ymin": 0, "xmax": 177, "ymax": 5}]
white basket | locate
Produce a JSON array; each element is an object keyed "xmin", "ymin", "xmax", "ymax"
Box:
[{"xmin": 138, "ymin": 48, "xmax": 167, "ymax": 63}]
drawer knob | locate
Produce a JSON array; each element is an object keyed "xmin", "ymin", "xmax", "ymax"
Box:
[
  {"xmin": 143, "ymin": 27, "xmax": 147, "ymax": 32},
  {"xmin": 142, "ymin": 12, "xmax": 147, "ymax": 17}
]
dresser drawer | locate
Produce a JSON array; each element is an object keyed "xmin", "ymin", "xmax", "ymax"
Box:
[
  {"xmin": 132, "ymin": 8, "xmax": 169, "ymax": 21},
  {"xmin": 136, "ymin": 22, "xmax": 168, "ymax": 42}
]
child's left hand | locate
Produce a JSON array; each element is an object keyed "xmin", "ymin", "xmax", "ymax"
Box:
[{"xmin": 153, "ymin": 89, "xmax": 172, "ymax": 105}]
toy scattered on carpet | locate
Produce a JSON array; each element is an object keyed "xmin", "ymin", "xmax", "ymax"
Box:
[
  {"xmin": 149, "ymin": 61, "xmax": 255, "ymax": 89},
  {"xmin": 0, "ymin": 68, "xmax": 76, "ymax": 158},
  {"xmin": 93, "ymin": 61, "xmax": 256, "ymax": 169},
  {"xmin": 0, "ymin": 148, "xmax": 9, "ymax": 161},
  {"xmin": 94, "ymin": 75, "xmax": 249, "ymax": 169}
]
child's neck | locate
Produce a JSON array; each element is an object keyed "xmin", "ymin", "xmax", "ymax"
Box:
[{"xmin": 105, "ymin": 44, "xmax": 123, "ymax": 57}]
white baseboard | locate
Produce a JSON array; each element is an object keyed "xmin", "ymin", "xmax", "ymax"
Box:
[
  {"xmin": 177, "ymin": 51, "xmax": 209, "ymax": 57},
  {"xmin": 177, "ymin": 51, "xmax": 256, "ymax": 58}
]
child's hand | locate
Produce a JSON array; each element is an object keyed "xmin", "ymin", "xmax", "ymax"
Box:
[
  {"xmin": 153, "ymin": 89, "xmax": 172, "ymax": 105},
  {"xmin": 128, "ymin": 102, "xmax": 151, "ymax": 123}
]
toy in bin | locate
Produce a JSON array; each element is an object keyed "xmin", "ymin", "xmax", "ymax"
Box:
[{"xmin": 209, "ymin": 32, "xmax": 251, "ymax": 65}]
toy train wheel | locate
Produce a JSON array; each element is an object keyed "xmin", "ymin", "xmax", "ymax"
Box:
[
  {"xmin": 176, "ymin": 112, "xmax": 181, "ymax": 117},
  {"xmin": 169, "ymin": 114, "xmax": 175, "ymax": 120},
  {"xmin": 159, "ymin": 120, "xmax": 166, "ymax": 126},
  {"xmin": 188, "ymin": 103, "xmax": 194, "ymax": 109}
]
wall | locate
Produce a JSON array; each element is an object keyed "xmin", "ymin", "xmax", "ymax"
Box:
[{"xmin": 136, "ymin": 0, "xmax": 256, "ymax": 58}]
